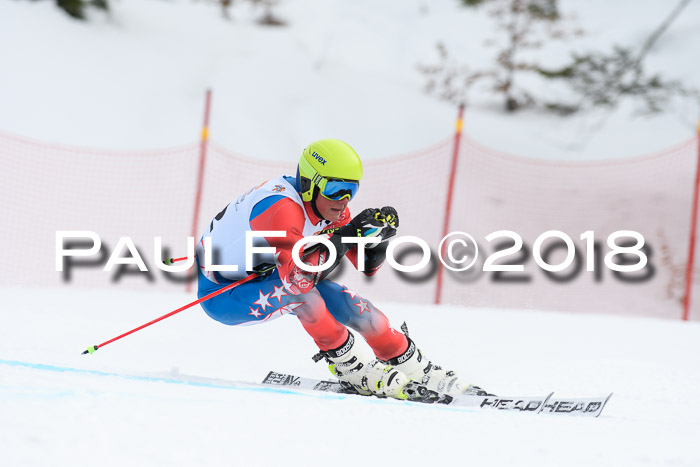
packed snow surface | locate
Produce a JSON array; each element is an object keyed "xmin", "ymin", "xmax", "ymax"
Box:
[{"xmin": 1, "ymin": 287, "xmax": 699, "ymax": 467}]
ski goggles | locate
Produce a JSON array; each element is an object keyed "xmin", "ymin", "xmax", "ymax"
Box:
[{"xmin": 318, "ymin": 177, "xmax": 360, "ymax": 201}]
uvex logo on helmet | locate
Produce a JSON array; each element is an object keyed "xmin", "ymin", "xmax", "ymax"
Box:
[{"xmin": 311, "ymin": 151, "xmax": 327, "ymax": 165}]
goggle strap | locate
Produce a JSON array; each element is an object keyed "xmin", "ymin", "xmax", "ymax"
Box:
[{"xmin": 312, "ymin": 172, "xmax": 325, "ymax": 187}]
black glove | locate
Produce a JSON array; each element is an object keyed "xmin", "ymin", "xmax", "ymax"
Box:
[
  {"xmin": 340, "ymin": 208, "xmax": 384, "ymax": 239},
  {"xmin": 378, "ymin": 206, "xmax": 399, "ymax": 241},
  {"xmin": 335, "ymin": 206, "xmax": 399, "ymax": 243},
  {"xmin": 315, "ymin": 207, "xmax": 400, "ymax": 282}
]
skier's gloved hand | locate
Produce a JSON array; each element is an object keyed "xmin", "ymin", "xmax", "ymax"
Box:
[
  {"xmin": 342, "ymin": 208, "xmax": 386, "ymax": 240},
  {"xmin": 354, "ymin": 207, "xmax": 398, "ymax": 274},
  {"xmin": 337, "ymin": 207, "xmax": 399, "ymax": 243},
  {"xmin": 379, "ymin": 206, "xmax": 399, "ymax": 241},
  {"xmin": 315, "ymin": 207, "xmax": 400, "ymax": 282}
]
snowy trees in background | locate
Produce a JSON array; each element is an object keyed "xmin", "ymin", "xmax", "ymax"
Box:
[
  {"xmin": 420, "ymin": 0, "xmax": 582, "ymax": 111},
  {"xmin": 538, "ymin": 47, "xmax": 695, "ymax": 115},
  {"xmin": 49, "ymin": 0, "xmax": 285, "ymax": 26},
  {"xmin": 420, "ymin": 0, "xmax": 697, "ymax": 115},
  {"xmin": 54, "ymin": 0, "xmax": 108, "ymax": 20},
  {"xmin": 538, "ymin": 0, "xmax": 697, "ymax": 115},
  {"xmin": 217, "ymin": 0, "xmax": 286, "ymax": 25}
]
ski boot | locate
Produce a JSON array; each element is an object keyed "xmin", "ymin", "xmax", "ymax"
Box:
[
  {"xmin": 385, "ymin": 327, "xmax": 490, "ymax": 396},
  {"xmin": 314, "ymin": 331, "xmax": 410, "ymax": 399}
]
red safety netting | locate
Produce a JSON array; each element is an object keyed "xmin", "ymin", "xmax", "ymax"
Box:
[
  {"xmin": 0, "ymin": 130, "xmax": 199, "ymax": 288},
  {"xmin": 444, "ymin": 136, "xmax": 698, "ymax": 321},
  {"xmin": 1, "ymin": 128, "xmax": 697, "ymax": 321}
]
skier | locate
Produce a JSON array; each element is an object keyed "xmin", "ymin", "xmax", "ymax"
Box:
[{"xmin": 195, "ymin": 138, "xmax": 482, "ymax": 399}]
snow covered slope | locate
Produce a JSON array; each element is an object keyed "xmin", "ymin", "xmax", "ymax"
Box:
[
  {"xmin": 0, "ymin": 0, "xmax": 698, "ymax": 160},
  {"xmin": 1, "ymin": 288, "xmax": 699, "ymax": 467}
]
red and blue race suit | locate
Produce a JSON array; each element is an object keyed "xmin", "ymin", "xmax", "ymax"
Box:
[{"xmin": 195, "ymin": 176, "xmax": 407, "ymax": 358}]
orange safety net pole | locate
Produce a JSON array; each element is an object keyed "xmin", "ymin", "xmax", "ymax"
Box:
[
  {"xmin": 435, "ymin": 104, "xmax": 464, "ymax": 305},
  {"xmin": 187, "ymin": 89, "xmax": 212, "ymax": 292},
  {"xmin": 682, "ymin": 118, "xmax": 700, "ymax": 321}
]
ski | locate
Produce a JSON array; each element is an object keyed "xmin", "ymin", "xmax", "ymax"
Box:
[{"xmin": 261, "ymin": 371, "xmax": 613, "ymax": 417}]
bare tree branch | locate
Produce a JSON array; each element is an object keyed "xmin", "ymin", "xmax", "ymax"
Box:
[{"xmin": 636, "ymin": 0, "xmax": 691, "ymax": 65}]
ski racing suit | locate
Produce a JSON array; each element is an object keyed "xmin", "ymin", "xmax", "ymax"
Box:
[{"xmin": 195, "ymin": 175, "xmax": 408, "ymax": 359}]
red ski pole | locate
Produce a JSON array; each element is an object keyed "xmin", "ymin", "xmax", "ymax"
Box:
[{"xmin": 81, "ymin": 265, "xmax": 275, "ymax": 355}]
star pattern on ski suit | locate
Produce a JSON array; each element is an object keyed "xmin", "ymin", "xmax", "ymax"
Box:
[
  {"xmin": 280, "ymin": 275, "xmax": 294, "ymax": 292},
  {"xmin": 342, "ymin": 286, "xmax": 359, "ymax": 300},
  {"xmin": 261, "ymin": 301, "xmax": 305, "ymax": 323},
  {"xmin": 353, "ymin": 299, "xmax": 371, "ymax": 315},
  {"xmin": 277, "ymin": 301, "xmax": 305, "ymax": 315},
  {"xmin": 270, "ymin": 285, "xmax": 288, "ymax": 303},
  {"xmin": 248, "ymin": 306, "xmax": 263, "ymax": 319},
  {"xmin": 253, "ymin": 290, "xmax": 273, "ymax": 312}
]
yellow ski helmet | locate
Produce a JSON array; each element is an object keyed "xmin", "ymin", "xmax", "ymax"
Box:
[{"xmin": 297, "ymin": 139, "xmax": 363, "ymax": 202}]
